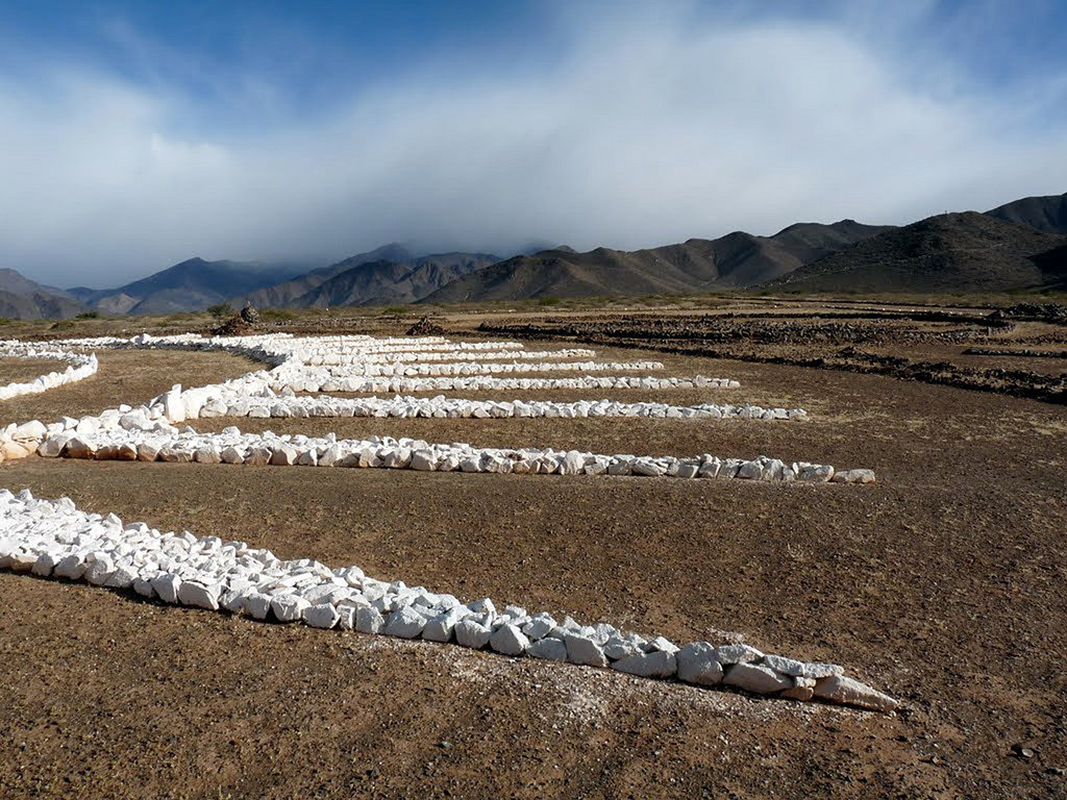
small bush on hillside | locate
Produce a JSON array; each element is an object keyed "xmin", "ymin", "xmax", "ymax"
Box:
[
  {"xmin": 76, "ymin": 310, "xmax": 100, "ymax": 319},
  {"xmin": 207, "ymin": 303, "xmax": 233, "ymax": 320}
]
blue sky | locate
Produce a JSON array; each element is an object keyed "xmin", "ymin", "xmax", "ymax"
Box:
[{"xmin": 2, "ymin": 0, "xmax": 1066, "ymax": 286}]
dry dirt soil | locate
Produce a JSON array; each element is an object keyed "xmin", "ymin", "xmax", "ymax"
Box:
[{"xmin": 0, "ymin": 327, "xmax": 1065, "ymax": 799}]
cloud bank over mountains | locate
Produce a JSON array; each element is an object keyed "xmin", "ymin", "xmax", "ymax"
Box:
[{"xmin": 1, "ymin": 3, "xmax": 1065, "ymax": 286}]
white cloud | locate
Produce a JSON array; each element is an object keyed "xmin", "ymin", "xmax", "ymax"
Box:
[{"xmin": 1, "ymin": 6, "xmax": 1065, "ymax": 287}]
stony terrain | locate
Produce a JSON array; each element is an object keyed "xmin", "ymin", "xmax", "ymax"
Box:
[{"xmin": 0, "ymin": 300, "xmax": 1064, "ymax": 799}]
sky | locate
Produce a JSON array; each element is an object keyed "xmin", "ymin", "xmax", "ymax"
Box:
[{"xmin": 2, "ymin": 0, "xmax": 1066, "ymax": 288}]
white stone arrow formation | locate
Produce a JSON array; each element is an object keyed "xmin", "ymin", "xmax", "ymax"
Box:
[
  {"xmin": 0, "ymin": 331, "xmax": 875, "ymax": 481},
  {"xmin": 0, "ymin": 489, "xmax": 900, "ymax": 712},
  {"xmin": 0, "ymin": 340, "xmax": 99, "ymax": 401}
]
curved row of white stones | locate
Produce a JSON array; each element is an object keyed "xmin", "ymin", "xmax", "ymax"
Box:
[
  {"xmin": 0, "ymin": 341, "xmax": 98, "ymax": 401},
  {"xmin": 0, "ymin": 489, "xmax": 899, "ymax": 712},
  {"xmin": 0, "ymin": 333, "xmax": 875, "ymax": 480}
]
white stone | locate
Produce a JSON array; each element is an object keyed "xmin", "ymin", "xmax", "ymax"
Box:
[
  {"xmin": 489, "ymin": 623, "xmax": 529, "ymax": 656},
  {"xmin": 723, "ymin": 663, "xmax": 791, "ymax": 694},
  {"xmin": 677, "ymin": 642, "xmax": 725, "ymax": 686},
  {"xmin": 454, "ymin": 619, "xmax": 492, "ymax": 649},
  {"xmin": 565, "ymin": 633, "xmax": 608, "ymax": 667},
  {"xmin": 304, "ymin": 603, "xmax": 341, "ymax": 629},
  {"xmin": 611, "ymin": 650, "xmax": 677, "ymax": 678},
  {"xmin": 384, "ymin": 605, "xmax": 427, "ymax": 638},
  {"xmin": 812, "ymin": 675, "xmax": 898, "ymax": 712},
  {"xmin": 177, "ymin": 581, "xmax": 220, "ymax": 611},
  {"xmin": 271, "ymin": 594, "xmax": 310, "ymax": 622},
  {"xmin": 527, "ymin": 637, "xmax": 568, "ymax": 661},
  {"xmin": 356, "ymin": 606, "xmax": 385, "ymax": 634},
  {"xmin": 151, "ymin": 573, "xmax": 181, "ymax": 604}
]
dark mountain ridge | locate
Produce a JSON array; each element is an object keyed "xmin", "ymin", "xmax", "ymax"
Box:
[
  {"xmin": 423, "ymin": 220, "xmax": 893, "ymax": 303},
  {"xmin": 763, "ymin": 212, "xmax": 1067, "ymax": 293},
  {"xmin": 73, "ymin": 258, "xmax": 308, "ymax": 315},
  {"xmin": 985, "ymin": 192, "xmax": 1067, "ymax": 234},
  {"xmin": 0, "ymin": 269, "xmax": 86, "ymax": 319},
  {"xmin": 291, "ymin": 252, "xmax": 499, "ymax": 308},
  {"xmin": 235, "ymin": 244, "xmax": 413, "ymax": 309}
]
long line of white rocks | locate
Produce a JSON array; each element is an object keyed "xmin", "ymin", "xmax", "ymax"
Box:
[
  {"xmin": 42, "ymin": 332, "xmax": 741, "ymax": 392},
  {"xmin": 196, "ymin": 391, "xmax": 806, "ymax": 422},
  {"xmin": 0, "ymin": 341, "xmax": 99, "ymax": 401},
  {"xmin": 0, "ymin": 333, "xmax": 876, "ymax": 480},
  {"xmin": 0, "ymin": 489, "xmax": 899, "ymax": 712},
  {"xmin": 42, "ymin": 425, "xmax": 874, "ymax": 483}
]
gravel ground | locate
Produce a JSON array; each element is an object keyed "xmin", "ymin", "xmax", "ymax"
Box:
[{"xmin": 0, "ymin": 339, "xmax": 1064, "ymax": 797}]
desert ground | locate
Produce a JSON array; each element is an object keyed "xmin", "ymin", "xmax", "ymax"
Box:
[{"xmin": 1, "ymin": 295, "xmax": 1065, "ymax": 799}]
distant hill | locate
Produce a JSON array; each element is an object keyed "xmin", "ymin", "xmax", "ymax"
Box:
[
  {"xmin": 293, "ymin": 252, "xmax": 499, "ymax": 308},
  {"xmin": 73, "ymin": 258, "xmax": 308, "ymax": 315},
  {"xmin": 422, "ymin": 220, "xmax": 891, "ymax": 303},
  {"xmin": 236, "ymin": 244, "xmax": 413, "ymax": 309},
  {"xmin": 986, "ymin": 192, "xmax": 1067, "ymax": 234},
  {"xmin": 0, "ymin": 268, "xmax": 86, "ymax": 319},
  {"xmin": 763, "ymin": 212, "xmax": 1067, "ymax": 293}
]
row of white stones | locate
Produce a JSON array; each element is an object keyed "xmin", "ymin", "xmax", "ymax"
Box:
[
  {"xmin": 0, "ymin": 333, "xmax": 877, "ymax": 480},
  {"xmin": 43, "ymin": 426, "xmax": 874, "ymax": 483},
  {"xmin": 49, "ymin": 332, "xmax": 740, "ymax": 391},
  {"xmin": 304, "ymin": 347, "xmax": 598, "ymax": 364},
  {"xmin": 0, "ymin": 341, "xmax": 98, "ymax": 401},
  {"xmin": 279, "ymin": 375, "xmax": 738, "ymax": 394},
  {"xmin": 291, "ymin": 359, "xmax": 669, "ymax": 379},
  {"xmin": 0, "ymin": 489, "xmax": 899, "ymax": 712},
  {"xmin": 195, "ymin": 393, "xmax": 806, "ymax": 422}
]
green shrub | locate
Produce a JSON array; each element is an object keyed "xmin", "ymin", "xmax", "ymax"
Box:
[
  {"xmin": 207, "ymin": 302, "xmax": 233, "ymax": 319},
  {"xmin": 76, "ymin": 310, "xmax": 100, "ymax": 319}
]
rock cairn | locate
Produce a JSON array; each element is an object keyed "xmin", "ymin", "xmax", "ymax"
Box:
[
  {"xmin": 406, "ymin": 316, "xmax": 445, "ymax": 336},
  {"xmin": 0, "ymin": 489, "xmax": 898, "ymax": 713}
]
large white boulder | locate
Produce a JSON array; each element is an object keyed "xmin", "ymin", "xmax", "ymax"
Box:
[
  {"xmin": 611, "ymin": 650, "xmax": 677, "ymax": 678},
  {"xmin": 489, "ymin": 623, "xmax": 529, "ymax": 656},
  {"xmin": 676, "ymin": 642, "xmax": 724, "ymax": 686}
]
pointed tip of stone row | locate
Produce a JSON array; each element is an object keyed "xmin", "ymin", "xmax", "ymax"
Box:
[{"xmin": 811, "ymin": 674, "xmax": 900, "ymax": 713}]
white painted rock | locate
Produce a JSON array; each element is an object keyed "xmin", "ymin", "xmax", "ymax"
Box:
[
  {"xmin": 611, "ymin": 650, "xmax": 677, "ymax": 678},
  {"xmin": 177, "ymin": 580, "xmax": 220, "ymax": 611},
  {"xmin": 244, "ymin": 592, "xmax": 272, "ymax": 620},
  {"xmin": 489, "ymin": 623, "xmax": 529, "ymax": 656},
  {"xmin": 304, "ymin": 603, "xmax": 341, "ymax": 629},
  {"xmin": 454, "ymin": 619, "xmax": 492, "ymax": 649},
  {"xmin": 714, "ymin": 644, "xmax": 764, "ymax": 665},
  {"xmin": 422, "ymin": 607, "xmax": 468, "ymax": 642},
  {"xmin": 271, "ymin": 594, "xmax": 310, "ymax": 622},
  {"xmin": 677, "ymin": 642, "xmax": 724, "ymax": 686},
  {"xmin": 565, "ymin": 633, "xmax": 608, "ymax": 667},
  {"xmin": 723, "ymin": 663, "xmax": 791, "ymax": 694},
  {"xmin": 151, "ymin": 573, "xmax": 181, "ymax": 604},
  {"xmin": 812, "ymin": 675, "xmax": 899, "ymax": 712},
  {"xmin": 384, "ymin": 606, "xmax": 426, "ymax": 638},
  {"xmin": 355, "ymin": 606, "xmax": 385, "ymax": 634},
  {"xmin": 762, "ymin": 654, "xmax": 844, "ymax": 679},
  {"xmin": 527, "ymin": 637, "xmax": 568, "ymax": 661}
]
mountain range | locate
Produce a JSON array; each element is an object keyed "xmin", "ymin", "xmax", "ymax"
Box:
[
  {"xmin": 422, "ymin": 220, "xmax": 893, "ymax": 303},
  {"xmin": 1, "ymin": 190, "xmax": 1064, "ymax": 318},
  {"xmin": 0, "ymin": 269, "xmax": 85, "ymax": 319},
  {"xmin": 765, "ymin": 211, "xmax": 1066, "ymax": 293},
  {"xmin": 235, "ymin": 246, "xmax": 499, "ymax": 309}
]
